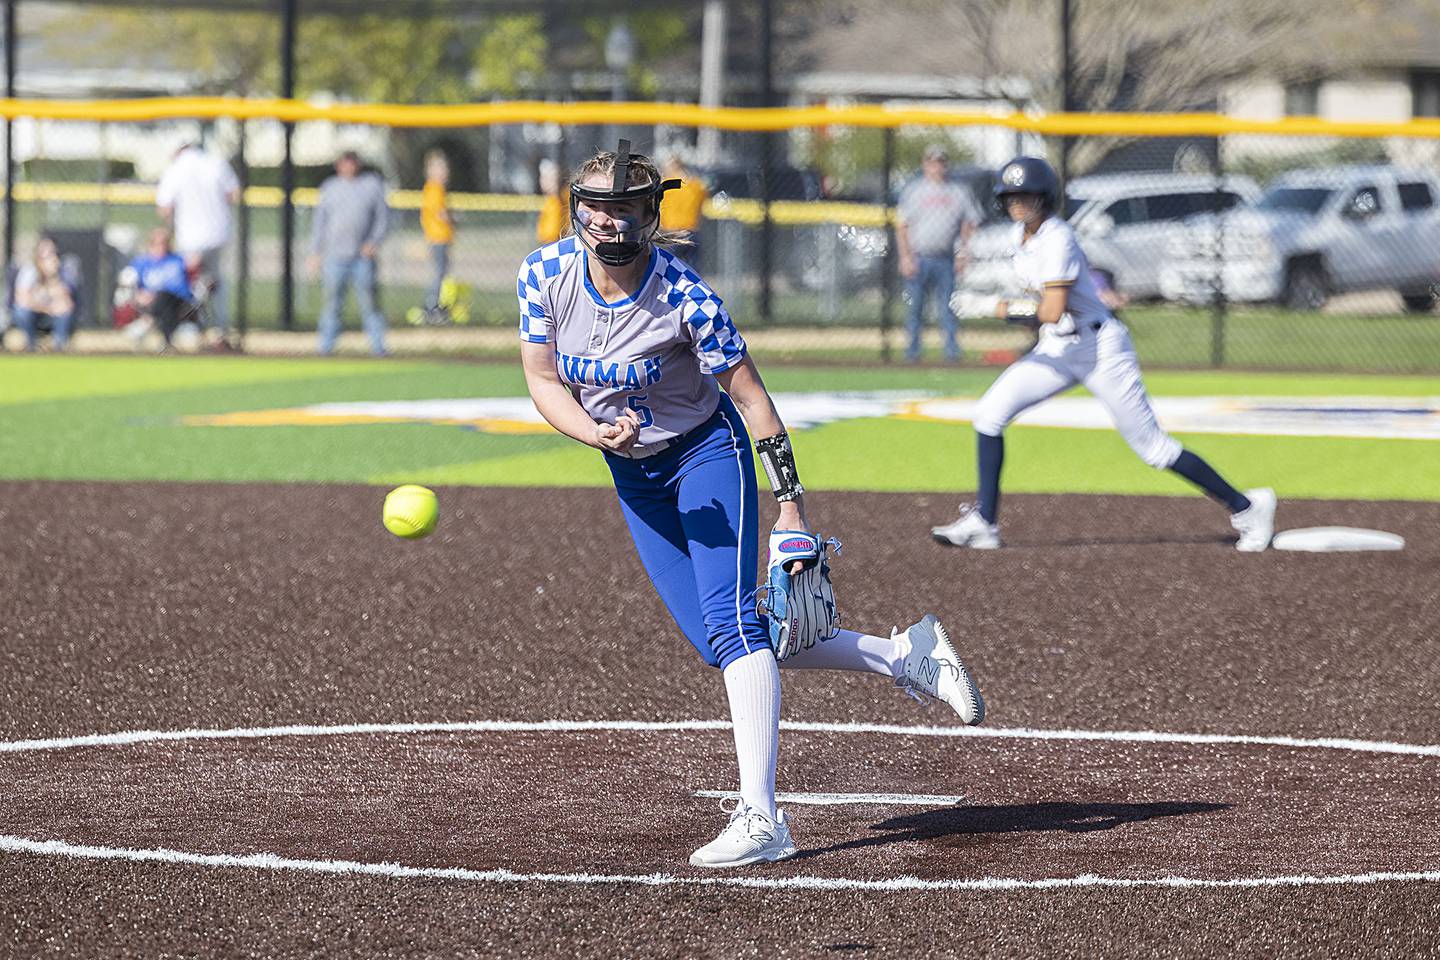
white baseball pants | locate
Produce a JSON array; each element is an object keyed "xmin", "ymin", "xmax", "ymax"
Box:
[{"xmin": 972, "ymin": 320, "xmax": 1182, "ymax": 469}]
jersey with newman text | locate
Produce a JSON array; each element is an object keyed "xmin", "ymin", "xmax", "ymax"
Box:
[{"xmin": 516, "ymin": 237, "xmax": 748, "ymax": 445}]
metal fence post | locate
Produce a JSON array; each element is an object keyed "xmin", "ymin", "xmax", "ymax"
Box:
[
  {"xmin": 99, "ymin": 122, "xmax": 110, "ymax": 331},
  {"xmin": 1058, "ymin": 0, "xmax": 1074, "ymax": 195},
  {"xmin": 4, "ymin": 0, "xmax": 16, "ymax": 275},
  {"xmin": 880, "ymin": 126, "xmax": 896, "ymax": 363},
  {"xmin": 757, "ymin": 0, "xmax": 774, "ymax": 325},
  {"xmin": 279, "ymin": 0, "xmax": 297, "ymax": 332},
  {"xmin": 236, "ymin": 119, "xmax": 250, "ymax": 346},
  {"xmin": 1210, "ymin": 136, "xmax": 1227, "ymax": 368}
]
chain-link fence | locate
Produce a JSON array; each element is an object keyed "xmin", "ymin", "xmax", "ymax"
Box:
[
  {"xmin": 3, "ymin": 0, "xmax": 1438, "ymax": 369},
  {"xmin": 3, "ymin": 102, "xmax": 1439, "ymax": 370}
]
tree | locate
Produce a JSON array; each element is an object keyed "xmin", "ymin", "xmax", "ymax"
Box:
[
  {"xmin": 37, "ymin": 5, "xmax": 698, "ymax": 186},
  {"xmin": 799, "ymin": 0, "xmax": 1414, "ymax": 172},
  {"xmin": 39, "ymin": 5, "xmax": 695, "ymax": 101}
]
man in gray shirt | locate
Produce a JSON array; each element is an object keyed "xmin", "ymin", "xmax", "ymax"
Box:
[
  {"xmin": 308, "ymin": 151, "xmax": 389, "ymax": 355},
  {"xmin": 896, "ymin": 144, "xmax": 980, "ymax": 363}
]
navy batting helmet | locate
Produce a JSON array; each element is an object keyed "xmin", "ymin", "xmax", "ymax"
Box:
[{"xmin": 993, "ymin": 156, "xmax": 1060, "ymax": 213}]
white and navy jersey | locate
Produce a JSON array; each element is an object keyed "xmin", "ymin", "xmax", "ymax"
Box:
[
  {"xmin": 1010, "ymin": 216, "xmax": 1113, "ymax": 337},
  {"xmin": 517, "ymin": 237, "xmax": 748, "ymax": 445}
]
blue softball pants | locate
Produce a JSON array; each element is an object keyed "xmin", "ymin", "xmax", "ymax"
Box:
[{"xmin": 604, "ymin": 394, "xmax": 770, "ymax": 670}]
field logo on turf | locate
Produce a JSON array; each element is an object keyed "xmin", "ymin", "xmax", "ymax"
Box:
[
  {"xmin": 181, "ymin": 394, "xmax": 1440, "ymax": 441},
  {"xmin": 181, "ymin": 392, "xmax": 931, "ymax": 435}
]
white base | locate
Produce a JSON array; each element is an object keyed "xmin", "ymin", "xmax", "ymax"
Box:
[{"xmin": 1271, "ymin": 526, "xmax": 1405, "ymax": 553}]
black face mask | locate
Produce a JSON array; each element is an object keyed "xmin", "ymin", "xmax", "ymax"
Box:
[
  {"xmin": 567, "ymin": 139, "xmax": 681, "ymax": 267},
  {"xmin": 571, "ymin": 205, "xmax": 656, "ymax": 266}
]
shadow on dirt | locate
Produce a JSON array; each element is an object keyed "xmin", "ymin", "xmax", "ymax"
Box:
[
  {"xmin": 999, "ymin": 534, "xmax": 1236, "ymax": 549},
  {"xmin": 794, "ymin": 800, "xmax": 1231, "ymax": 860}
]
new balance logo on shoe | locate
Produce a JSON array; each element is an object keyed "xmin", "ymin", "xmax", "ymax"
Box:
[{"xmin": 895, "ymin": 615, "xmax": 987, "ymax": 726}]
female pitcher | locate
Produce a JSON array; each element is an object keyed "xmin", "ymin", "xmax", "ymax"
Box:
[{"xmin": 518, "ymin": 143, "xmax": 985, "ymax": 869}]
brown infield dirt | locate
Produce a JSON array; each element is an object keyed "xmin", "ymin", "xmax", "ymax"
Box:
[{"xmin": 1, "ymin": 481, "xmax": 1438, "ymax": 959}]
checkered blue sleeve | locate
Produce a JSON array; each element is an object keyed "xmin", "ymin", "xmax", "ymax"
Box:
[
  {"xmin": 516, "ymin": 252, "xmax": 553, "ymax": 344},
  {"xmin": 661, "ymin": 253, "xmax": 747, "ymax": 374},
  {"xmin": 686, "ymin": 295, "xmax": 747, "ymax": 373}
]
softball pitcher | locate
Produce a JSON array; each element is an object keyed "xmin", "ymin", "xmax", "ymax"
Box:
[
  {"xmin": 518, "ymin": 143, "xmax": 985, "ymax": 870},
  {"xmin": 932, "ymin": 156, "xmax": 1277, "ymax": 552}
]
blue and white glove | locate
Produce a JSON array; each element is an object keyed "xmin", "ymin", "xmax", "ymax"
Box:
[{"xmin": 757, "ymin": 530, "xmax": 842, "ymax": 661}]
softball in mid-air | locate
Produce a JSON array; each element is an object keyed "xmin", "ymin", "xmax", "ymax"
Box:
[{"xmin": 383, "ymin": 484, "xmax": 439, "ymax": 539}]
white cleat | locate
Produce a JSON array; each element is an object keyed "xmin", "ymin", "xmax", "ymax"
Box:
[
  {"xmin": 689, "ymin": 798, "xmax": 797, "ymax": 868},
  {"xmin": 895, "ymin": 614, "xmax": 986, "ymax": 725},
  {"xmin": 1231, "ymin": 488, "xmax": 1277, "ymax": 552},
  {"xmin": 931, "ymin": 506, "xmax": 1000, "ymax": 550}
]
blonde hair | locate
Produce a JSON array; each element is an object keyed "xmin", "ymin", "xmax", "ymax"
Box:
[{"xmin": 570, "ymin": 149, "xmax": 692, "ymax": 248}]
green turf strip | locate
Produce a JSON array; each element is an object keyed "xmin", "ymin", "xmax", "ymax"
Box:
[
  {"xmin": 0, "ymin": 355, "xmax": 428, "ymax": 405},
  {"xmin": 750, "ymin": 365, "xmax": 1440, "ymax": 398},
  {"xmin": 0, "ymin": 356, "xmax": 1436, "ymax": 500},
  {"xmin": 373, "ymin": 420, "xmax": 1440, "ymax": 502}
]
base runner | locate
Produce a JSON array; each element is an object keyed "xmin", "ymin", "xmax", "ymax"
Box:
[{"xmin": 933, "ymin": 156, "xmax": 1277, "ymax": 552}]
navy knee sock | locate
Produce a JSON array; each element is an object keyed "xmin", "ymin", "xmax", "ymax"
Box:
[
  {"xmin": 976, "ymin": 431, "xmax": 1004, "ymax": 523},
  {"xmin": 1168, "ymin": 449, "xmax": 1250, "ymax": 513}
]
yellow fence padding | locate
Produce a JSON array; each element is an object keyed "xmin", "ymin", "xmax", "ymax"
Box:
[
  {"xmin": 7, "ymin": 182, "xmax": 899, "ymax": 226},
  {"xmin": 1, "ymin": 97, "xmax": 1439, "ymax": 139}
]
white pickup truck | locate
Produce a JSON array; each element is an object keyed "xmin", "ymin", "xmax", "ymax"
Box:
[{"xmin": 1160, "ymin": 165, "xmax": 1440, "ymax": 311}]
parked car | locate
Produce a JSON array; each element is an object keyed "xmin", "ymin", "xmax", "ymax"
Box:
[
  {"xmin": 957, "ymin": 172, "xmax": 1260, "ymax": 302},
  {"xmin": 1160, "ymin": 165, "xmax": 1440, "ymax": 311}
]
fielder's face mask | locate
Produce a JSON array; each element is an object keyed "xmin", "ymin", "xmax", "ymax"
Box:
[{"xmin": 569, "ymin": 139, "xmax": 681, "ymax": 266}]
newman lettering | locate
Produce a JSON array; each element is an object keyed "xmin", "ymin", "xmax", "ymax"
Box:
[{"xmin": 557, "ymin": 352, "xmax": 664, "ymax": 389}]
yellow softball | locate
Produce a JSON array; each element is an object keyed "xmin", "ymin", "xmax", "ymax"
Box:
[{"xmin": 383, "ymin": 484, "xmax": 439, "ymax": 540}]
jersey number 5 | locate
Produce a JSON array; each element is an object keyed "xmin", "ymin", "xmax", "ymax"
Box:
[{"xmin": 628, "ymin": 394, "xmax": 654, "ymax": 428}]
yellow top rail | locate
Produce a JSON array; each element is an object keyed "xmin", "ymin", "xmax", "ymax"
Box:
[
  {"xmin": 7, "ymin": 182, "xmax": 886, "ymax": 227},
  {"xmin": 2, "ymin": 97, "xmax": 1440, "ymax": 140}
]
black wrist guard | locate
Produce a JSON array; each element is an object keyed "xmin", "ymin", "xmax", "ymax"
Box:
[{"xmin": 755, "ymin": 432, "xmax": 805, "ymax": 502}]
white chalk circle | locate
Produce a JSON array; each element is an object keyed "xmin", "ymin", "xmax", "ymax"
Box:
[{"xmin": 1272, "ymin": 526, "xmax": 1406, "ymax": 553}]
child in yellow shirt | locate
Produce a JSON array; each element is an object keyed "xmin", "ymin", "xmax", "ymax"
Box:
[
  {"xmin": 535, "ymin": 158, "xmax": 569, "ymax": 245},
  {"xmin": 420, "ymin": 150, "xmax": 454, "ymax": 318},
  {"xmin": 660, "ymin": 154, "xmax": 709, "ymax": 268}
]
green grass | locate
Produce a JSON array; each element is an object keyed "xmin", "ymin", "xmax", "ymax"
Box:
[
  {"xmin": 0, "ymin": 355, "xmax": 400, "ymax": 405},
  {"xmin": 0, "ymin": 355, "xmax": 1435, "ymax": 500},
  {"xmin": 1122, "ymin": 305, "xmax": 1440, "ymax": 373}
]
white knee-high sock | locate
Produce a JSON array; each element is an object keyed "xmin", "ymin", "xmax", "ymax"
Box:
[
  {"xmin": 777, "ymin": 628, "xmax": 909, "ymax": 679},
  {"xmin": 722, "ymin": 649, "xmax": 780, "ymax": 821}
]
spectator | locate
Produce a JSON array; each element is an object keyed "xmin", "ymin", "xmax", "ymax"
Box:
[
  {"xmin": 11, "ymin": 236, "xmax": 77, "ymax": 351},
  {"xmin": 535, "ymin": 158, "xmax": 569, "ymax": 245},
  {"xmin": 419, "ymin": 149, "xmax": 455, "ymax": 322},
  {"xmin": 157, "ymin": 141, "xmax": 239, "ymax": 345},
  {"xmin": 659, "ymin": 153, "xmax": 709, "ymax": 269},
  {"xmin": 307, "ymin": 150, "xmax": 389, "ymax": 356},
  {"xmin": 896, "ymin": 144, "xmax": 981, "ymax": 363},
  {"xmin": 127, "ymin": 227, "xmax": 196, "ymax": 348}
]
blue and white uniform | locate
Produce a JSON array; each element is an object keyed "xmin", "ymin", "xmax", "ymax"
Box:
[{"xmin": 517, "ymin": 237, "xmax": 768, "ymax": 669}]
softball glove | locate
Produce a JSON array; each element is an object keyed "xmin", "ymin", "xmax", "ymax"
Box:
[{"xmin": 758, "ymin": 530, "xmax": 842, "ymax": 661}]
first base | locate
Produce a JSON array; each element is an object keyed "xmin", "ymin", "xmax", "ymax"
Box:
[{"xmin": 1271, "ymin": 527, "xmax": 1405, "ymax": 552}]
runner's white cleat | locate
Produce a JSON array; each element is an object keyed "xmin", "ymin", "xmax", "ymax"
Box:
[
  {"xmin": 931, "ymin": 506, "xmax": 1001, "ymax": 550},
  {"xmin": 895, "ymin": 614, "xmax": 986, "ymax": 725},
  {"xmin": 689, "ymin": 798, "xmax": 798, "ymax": 868},
  {"xmin": 1231, "ymin": 488, "xmax": 1277, "ymax": 552}
]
